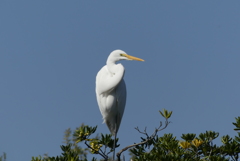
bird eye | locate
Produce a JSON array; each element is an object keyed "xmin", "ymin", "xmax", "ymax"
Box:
[{"xmin": 120, "ymin": 54, "xmax": 126, "ymax": 57}]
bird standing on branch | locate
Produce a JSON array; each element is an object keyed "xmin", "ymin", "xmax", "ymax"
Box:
[{"xmin": 95, "ymin": 49, "xmax": 144, "ymax": 160}]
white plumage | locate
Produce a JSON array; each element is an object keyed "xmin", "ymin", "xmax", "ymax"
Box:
[
  {"xmin": 96, "ymin": 49, "xmax": 144, "ymax": 135},
  {"xmin": 95, "ymin": 49, "xmax": 144, "ymax": 159}
]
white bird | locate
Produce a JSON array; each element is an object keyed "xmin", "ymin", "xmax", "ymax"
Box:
[{"xmin": 95, "ymin": 49, "xmax": 144, "ymax": 159}]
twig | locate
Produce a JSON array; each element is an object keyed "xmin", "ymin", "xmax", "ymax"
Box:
[
  {"xmin": 116, "ymin": 119, "xmax": 170, "ymax": 160},
  {"xmin": 84, "ymin": 141, "xmax": 108, "ymax": 160},
  {"xmin": 135, "ymin": 127, "xmax": 150, "ymax": 138}
]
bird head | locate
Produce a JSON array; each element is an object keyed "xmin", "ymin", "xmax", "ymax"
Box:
[{"xmin": 108, "ymin": 50, "xmax": 144, "ymax": 63}]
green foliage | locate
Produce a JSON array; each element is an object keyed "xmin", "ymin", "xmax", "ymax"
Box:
[
  {"xmin": 31, "ymin": 144, "xmax": 92, "ymax": 161},
  {"xmin": 129, "ymin": 115, "xmax": 240, "ymax": 161},
  {"xmin": 63, "ymin": 125, "xmax": 89, "ymax": 160},
  {"xmin": 181, "ymin": 133, "xmax": 196, "ymax": 142},
  {"xmin": 233, "ymin": 117, "xmax": 240, "ymax": 131},
  {"xmin": 98, "ymin": 133, "xmax": 119, "ymax": 152},
  {"xmin": 159, "ymin": 108, "xmax": 172, "ymax": 119},
  {"xmin": 130, "ymin": 130, "xmax": 237, "ymax": 161},
  {"xmin": 31, "ymin": 110, "xmax": 240, "ymax": 161},
  {"xmin": 129, "ymin": 112, "xmax": 240, "ymax": 161},
  {"xmin": 73, "ymin": 125, "xmax": 97, "ymax": 143},
  {"xmin": 73, "ymin": 125, "xmax": 118, "ymax": 160},
  {"xmin": 0, "ymin": 153, "xmax": 6, "ymax": 161}
]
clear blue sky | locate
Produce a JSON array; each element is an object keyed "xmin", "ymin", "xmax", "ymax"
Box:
[{"xmin": 1, "ymin": 1, "xmax": 240, "ymax": 160}]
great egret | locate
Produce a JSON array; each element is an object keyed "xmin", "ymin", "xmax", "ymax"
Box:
[{"xmin": 95, "ymin": 49, "xmax": 144, "ymax": 159}]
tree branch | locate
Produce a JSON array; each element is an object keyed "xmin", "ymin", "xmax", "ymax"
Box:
[
  {"xmin": 116, "ymin": 119, "xmax": 170, "ymax": 160},
  {"xmin": 84, "ymin": 141, "xmax": 108, "ymax": 161}
]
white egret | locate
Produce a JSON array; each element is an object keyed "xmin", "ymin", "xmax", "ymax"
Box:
[{"xmin": 95, "ymin": 49, "xmax": 144, "ymax": 159}]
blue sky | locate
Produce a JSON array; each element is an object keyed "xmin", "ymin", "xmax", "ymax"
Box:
[{"xmin": 1, "ymin": 1, "xmax": 240, "ymax": 160}]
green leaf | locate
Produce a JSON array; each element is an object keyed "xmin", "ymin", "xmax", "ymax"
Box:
[
  {"xmin": 181, "ymin": 133, "xmax": 196, "ymax": 142},
  {"xmin": 159, "ymin": 109, "xmax": 173, "ymax": 119}
]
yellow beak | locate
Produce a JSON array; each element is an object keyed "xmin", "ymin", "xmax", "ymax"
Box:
[{"xmin": 122, "ymin": 54, "xmax": 144, "ymax": 61}]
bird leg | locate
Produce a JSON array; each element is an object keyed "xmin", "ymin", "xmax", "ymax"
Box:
[{"xmin": 112, "ymin": 131, "xmax": 117, "ymax": 160}]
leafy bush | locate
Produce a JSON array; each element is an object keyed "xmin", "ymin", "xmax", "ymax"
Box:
[{"xmin": 31, "ymin": 110, "xmax": 240, "ymax": 161}]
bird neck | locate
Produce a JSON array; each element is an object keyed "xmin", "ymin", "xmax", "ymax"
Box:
[{"xmin": 106, "ymin": 61, "xmax": 117, "ymax": 75}]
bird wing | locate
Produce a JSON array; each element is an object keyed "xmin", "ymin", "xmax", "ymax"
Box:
[
  {"xmin": 95, "ymin": 65, "xmax": 126, "ymax": 135},
  {"xmin": 114, "ymin": 79, "xmax": 127, "ymax": 134},
  {"xmin": 95, "ymin": 79, "xmax": 126, "ymax": 135},
  {"xmin": 96, "ymin": 65, "xmax": 124, "ymax": 95}
]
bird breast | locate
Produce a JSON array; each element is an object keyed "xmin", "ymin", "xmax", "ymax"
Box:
[{"xmin": 96, "ymin": 64, "xmax": 125, "ymax": 95}]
